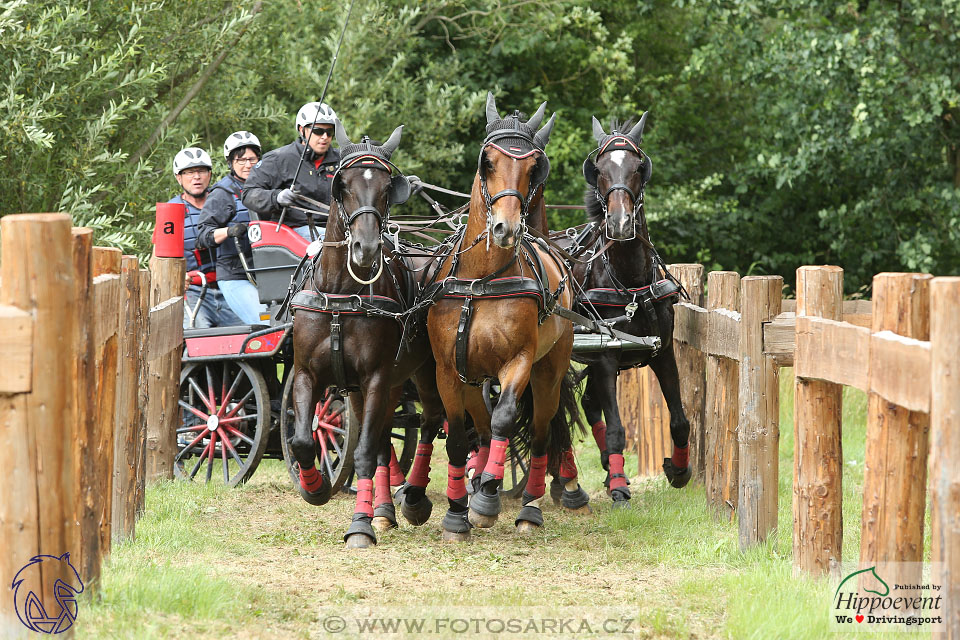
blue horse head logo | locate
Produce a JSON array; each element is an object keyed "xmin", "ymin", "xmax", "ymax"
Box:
[{"xmin": 12, "ymin": 553, "xmax": 84, "ymax": 634}]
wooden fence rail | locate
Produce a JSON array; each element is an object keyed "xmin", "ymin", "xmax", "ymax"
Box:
[
  {"xmin": 620, "ymin": 264, "xmax": 959, "ymax": 636},
  {"xmin": 0, "ymin": 214, "xmax": 182, "ymax": 637}
]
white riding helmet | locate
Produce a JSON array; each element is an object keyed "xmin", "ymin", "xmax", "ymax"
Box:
[
  {"xmin": 296, "ymin": 102, "xmax": 337, "ymax": 130},
  {"xmin": 172, "ymin": 147, "xmax": 213, "ymax": 177},
  {"xmin": 223, "ymin": 130, "xmax": 262, "ymax": 160}
]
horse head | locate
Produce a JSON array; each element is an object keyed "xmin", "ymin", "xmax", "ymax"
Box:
[
  {"xmin": 332, "ymin": 120, "xmax": 411, "ymax": 273},
  {"xmin": 583, "ymin": 113, "xmax": 652, "ymax": 241},
  {"xmin": 479, "ymin": 92, "xmax": 556, "ymax": 249}
]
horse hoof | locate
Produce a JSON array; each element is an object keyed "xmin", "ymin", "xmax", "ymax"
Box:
[
  {"xmin": 515, "ymin": 520, "xmax": 540, "ymax": 535},
  {"xmin": 662, "ymin": 458, "xmax": 692, "ymax": 489},
  {"xmin": 561, "ymin": 485, "xmax": 591, "ymax": 511},
  {"xmin": 372, "ymin": 516, "xmax": 397, "ymax": 532},
  {"xmin": 565, "ymin": 504, "xmax": 593, "ymax": 516},
  {"xmin": 442, "ymin": 529, "xmax": 471, "ymax": 543},
  {"xmin": 550, "ymin": 477, "xmax": 564, "ymax": 506},
  {"xmin": 611, "ymin": 499, "xmax": 630, "ymax": 510},
  {"xmin": 344, "ymin": 533, "xmax": 376, "ymax": 549},
  {"xmin": 468, "ymin": 509, "xmax": 498, "ymax": 529},
  {"xmin": 400, "ymin": 494, "xmax": 433, "ymax": 526}
]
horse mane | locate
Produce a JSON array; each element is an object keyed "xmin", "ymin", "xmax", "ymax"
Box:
[{"xmin": 582, "ymin": 117, "xmax": 639, "ymax": 221}]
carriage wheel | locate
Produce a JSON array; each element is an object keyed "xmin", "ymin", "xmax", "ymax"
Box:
[
  {"xmin": 175, "ymin": 361, "xmax": 270, "ymax": 487},
  {"xmin": 279, "ymin": 374, "xmax": 358, "ymax": 495}
]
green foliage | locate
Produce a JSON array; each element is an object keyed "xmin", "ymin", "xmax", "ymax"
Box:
[{"xmin": 0, "ymin": 0, "xmax": 957, "ymax": 287}]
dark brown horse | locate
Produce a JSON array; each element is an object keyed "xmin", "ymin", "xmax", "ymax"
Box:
[
  {"xmin": 567, "ymin": 114, "xmax": 691, "ymax": 505},
  {"xmin": 426, "ymin": 94, "xmax": 588, "ymax": 540},
  {"xmin": 287, "ymin": 121, "xmax": 445, "ymax": 548}
]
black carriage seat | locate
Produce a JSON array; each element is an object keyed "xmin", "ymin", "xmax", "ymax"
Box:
[{"xmin": 246, "ymin": 220, "xmax": 311, "ymax": 306}]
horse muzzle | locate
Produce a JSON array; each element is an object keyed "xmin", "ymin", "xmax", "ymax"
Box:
[{"xmin": 350, "ymin": 237, "xmax": 382, "ymax": 269}]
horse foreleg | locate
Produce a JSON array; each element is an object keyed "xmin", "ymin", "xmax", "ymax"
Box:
[
  {"xmin": 435, "ymin": 378, "xmax": 472, "ymax": 542},
  {"xmin": 345, "ymin": 376, "xmax": 393, "ymax": 548},
  {"xmin": 587, "ymin": 355, "xmax": 631, "ymax": 504},
  {"xmin": 649, "ymin": 345, "xmax": 692, "ymax": 488},
  {"xmin": 469, "ymin": 358, "xmax": 531, "ymax": 528},
  {"xmin": 290, "ymin": 367, "xmax": 331, "ymax": 505},
  {"xmin": 372, "ymin": 387, "xmax": 402, "ymax": 532},
  {"xmin": 397, "ymin": 369, "xmax": 446, "ymax": 526}
]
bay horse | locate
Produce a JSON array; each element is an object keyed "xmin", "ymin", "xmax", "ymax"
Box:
[
  {"xmin": 565, "ymin": 114, "xmax": 691, "ymax": 505},
  {"xmin": 287, "ymin": 120, "xmax": 446, "ymax": 548},
  {"xmin": 426, "ymin": 93, "xmax": 588, "ymax": 541}
]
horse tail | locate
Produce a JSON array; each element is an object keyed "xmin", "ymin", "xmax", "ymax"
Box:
[{"xmin": 547, "ymin": 367, "xmax": 585, "ymax": 476}]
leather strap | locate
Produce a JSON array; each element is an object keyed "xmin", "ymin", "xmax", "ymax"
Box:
[
  {"xmin": 330, "ymin": 312, "xmax": 347, "ymax": 391},
  {"xmin": 455, "ymin": 298, "xmax": 474, "ymax": 383}
]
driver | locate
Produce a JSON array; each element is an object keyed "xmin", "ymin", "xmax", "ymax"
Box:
[{"xmin": 242, "ymin": 102, "xmax": 341, "ymax": 241}]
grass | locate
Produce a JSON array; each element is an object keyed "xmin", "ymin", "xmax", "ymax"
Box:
[{"xmin": 75, "ymin": 369, "xmax": 931, "ymax": 639}]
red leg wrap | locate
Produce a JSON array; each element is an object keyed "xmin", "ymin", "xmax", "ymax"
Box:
[
  {"xmin": 447, "ymin": 464, "xmax": 467, "ymax": 500},
  {"xmin": 484, "ymin": 438, "xmax": 508, "ymax": 480},
  {"xmin": 559, "ymin": 448, "xmax": 578, "ymax": 480},
  {"xmin": 672, "ymin": 445, "xmax": 689, "ymax": 469},
  {"xmin": 442, "ymin": 420, "xmax": 449, "ymax": 435},
  {"xmin": 408, "ymin": 442, "xmax": 433, "ymax": 488},
  {"xmin": 299, "ymin": 465, "xmax": 324, "ymax": 493},
  {"xmin": 608, "ymin": 453, "xmax": 628, "ymax": 490},
  {"xmin": 467, "ymin": 445, "xmax": 490, "ymax": 477},
  {"xmin": 527, "ymin": 455, "xmax": 548, "ymax": 498},
  {"xmin": 592, "ymin": 420, "xmax": 607, "ymax": 453},
  {"xmin": 388, "ymin": 448, "xmax": 405, "ymax": 486},
  {"xmin": 374, "ymin": 466, "xmax": 391, "ymax": 508},
  {"xmin": 355, "ymin": 478, "xmax": 374, "ymax": 518}
]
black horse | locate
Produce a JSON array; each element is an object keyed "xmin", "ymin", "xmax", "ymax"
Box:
[
  {"xmin": 564, "ymin": 114, "xmax": 692, "ymax": 505},
  {"xmin": 287, "ymin": 120, "xmax": 445, "ymax": 548}
]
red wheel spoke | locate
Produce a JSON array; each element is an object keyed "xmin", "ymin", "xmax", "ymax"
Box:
[
  {"xmin": 187, "ymin": 378, "xmax": 215, "ymax": 414},
  {"xmin": 315, "ymin": 394, "xmax": 334, "ymax": 420},
  {"xmin": 176, "ymin": 431, "xmax": 208, "ymax": 460},
  {"xmin": 178, "ymin": 400, "xmax": 209, "ymax": 422},
  {"xmin": 223, "ymin": 425, "xmax": 255, "ymax": 446},
  {"xmin": 188, "ymin": 439, "xmax": 210, "ymax": 479},
  {"xmin": 315, "ymin": 427, "xmax": 330, "ymax": 461},
  {"xmin": 219, "ymin": 431, "xmax": 245, "ymax": 467},
  {"xmin": 219, "ymin": 366, "xmax": 245, "ymax": 415},
  {"xmin": 221, "ymin": 431, "xmax": 229, "ymax": 483},
  {"xmin": 177, "ymin": 425, "xmax": 208, "ymax": 434},
  {"xmin": 218, "ymin": 414, "xmax": 256, "ymax": 425},
  {"xmin": 206, "ymin": 430, "xmax": 218, "ymax": 482},
  {"xmin": 223, "ymin": 388, "xmax": 256, "ymax": 419}
]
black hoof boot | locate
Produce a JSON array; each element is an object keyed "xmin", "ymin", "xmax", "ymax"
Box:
[
  {"xmin": 442, "ymin": 497, "xmax": 471, "ymax": 542},
  {"xmin": 515, "ymin": 492, "xmax": 544, "ymax": 531},
  {"xmin": 468, "ymin": 482, "xmax": 501, "ymax": 528},
  {"xmin": 550, "ymin": 477, "xmax": 564, "ymax": 506},
  {"xmin": 392, "ymin": 482, "xmax": 408, "ymax": 504},
  {"xmin": 662, "ymin": 458, "xmax": 692, "ymax": 489},
  {"xmin": 372, "ymin": 502, "xmax": 398, "ymax": 531},
  {"xmin": 400, "ymin": 490, "xmax": 433, "ymax": 526},
  {"xmin": 295, "ymin": 463, "xmax": 332, "ymax": 506},
  {"xmin": 610, "ymin": 487, "xmax": 631, "ymax": 507},
  {"xmin": 344, "ymin": 514, "xmax": 377, "ymax": 548},
  {"xmin": 562, "ymin": 484, "xmax": 591, "ymax": 511}
]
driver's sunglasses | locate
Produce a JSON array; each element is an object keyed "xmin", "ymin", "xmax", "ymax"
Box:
[{"xmin": 308, "ymin": 125, "xmax": 334, "ymax": 138}]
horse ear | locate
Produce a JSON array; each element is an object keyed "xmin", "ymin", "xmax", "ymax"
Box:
[
  {"xmin": 526, "ymin": 101, "xmax": 547, "ymax": 130},
  {"xmin": 389, "ymin": 174, "xmax": 412, "ymax": 205},
  {"xmin": 628, "ymin": 112, "xmax": 648, "ymax": 144},
  {"xmin": 533, "ymin": 112, "xmax": 557, "ymax": 150},
  {"xmin": 583, "ymin": 157, "xmax": 598, "ymax": 187},
  {"xmin": 592, "ymin": 116, "xmax": 606, "ymax": 144},
  {"xmin": 335, "ymin": 118, "xmax": 352, "ymax": 148},
  {"xmin": 640, "ymin": 154, "xmax": 653, "ymax": 184},
  {"xmin": 381, "ymin": 125, "xmax": 403, "ymax": 158},
  {"xmin": 486, "ymin": 92, "xmax": 500, "ymax": 124}
]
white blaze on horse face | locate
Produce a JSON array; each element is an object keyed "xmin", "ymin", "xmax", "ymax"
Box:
[
  {"xmin": 610, "ymin": 150, "xmax": 626, "ymax": 167},
  {"xmin": 363, "ymin": 169, "xmax": 373, "ymax": 181}
]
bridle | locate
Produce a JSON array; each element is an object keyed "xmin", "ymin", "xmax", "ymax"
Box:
[{"xmin": 584, "ymin": 134, "xmax": 649, "ymax": 241}]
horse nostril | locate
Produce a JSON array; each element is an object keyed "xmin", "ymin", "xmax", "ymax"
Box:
[
  {"xmin": 493, "ymin": 222, "xmax": 506, "ymax": 238},
  {"xmin": 352, "ymin": 240, "xmax": 362, "ymax": 256}
]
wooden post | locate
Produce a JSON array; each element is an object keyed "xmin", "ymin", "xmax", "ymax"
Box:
[
  {"xmin": 90, "ymin": 248, "xmax": 121, "ymax": 573},
  {"xmin": 859, "ymin": 273, "xmax": 931, "ymax": 587},
  {"xmin": 792, "ymin": 265, "xmax": 844, "ymax": 577},
  {"xmin": 146, "ymin": 256, "xmax": 184, "ymax": 481},
  {"xmin": 112, "ymin": 257, "xmax": 143, "ymax": 542},
  {"xmin": 671, "ymin": 264, "xmax": 706, "ymax": 482},
  {"xmin": 737, "ymin": 275, "xmax": 782, "ymax": 548},
  {"xmin": 930, "ymin": 277, "xmax": 960, "ymax": 638},
  {"xmin": 135, "ymin": 268, "xmax": 151, "ymax": 518},
  {"xmin": 71, "ymin": 229, "xmax": 100, "ymax": 589},
  {"xmin": 0, "ymin": 214, "xmax": 78, "ymax": 636},
  {"xmin": 705, "ymin": 271, "xmax": 740, "ymax": 520}
]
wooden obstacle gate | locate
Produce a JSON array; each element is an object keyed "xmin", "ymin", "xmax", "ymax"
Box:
[{"xmin": 0, "ymin": 214, "xmax": 183, "ymax": 637}]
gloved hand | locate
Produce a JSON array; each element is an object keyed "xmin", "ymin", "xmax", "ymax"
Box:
[
  {"xmin": 406, "ymin": 175, "xmax": 424, "ymax": 195},
  {"xmin": 276, "ymin": 188, "xmax": 299, "ymax": 207},
  {"xmin": 227, "ymin": 223, "xmax": 248, "ymax": 238}
]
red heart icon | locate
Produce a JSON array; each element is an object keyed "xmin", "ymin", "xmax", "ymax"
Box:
[{"xmin": 856, "ymin": 615, "xmax": 864, "ymax": 623}]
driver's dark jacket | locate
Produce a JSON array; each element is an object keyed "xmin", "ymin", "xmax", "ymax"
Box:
[{"xmin": 241, "ymin": 139, "xmax": 340, "ymax": 227}]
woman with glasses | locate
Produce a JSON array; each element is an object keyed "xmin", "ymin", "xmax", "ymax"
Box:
[
  {"xmin": 241, "ymin": 102, "xmax": 341, "ymax": 242},
  {"xmin": 196, "ymin": 131, "xmax": 267, "ymax": 325}
]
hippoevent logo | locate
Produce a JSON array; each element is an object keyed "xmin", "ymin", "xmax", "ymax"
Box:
[
  {"xmin": 11, "ymin": 553, "xmax": 84, "ymax": 634},
  {"xmin": 832, "ymin": 564, "xmax": 944, "ymax": 632}
]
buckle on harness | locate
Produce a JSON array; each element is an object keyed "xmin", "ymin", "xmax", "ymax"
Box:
[{"xmin": 624, "ymin": 301, "xmax": 638, "ymax": 319}]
